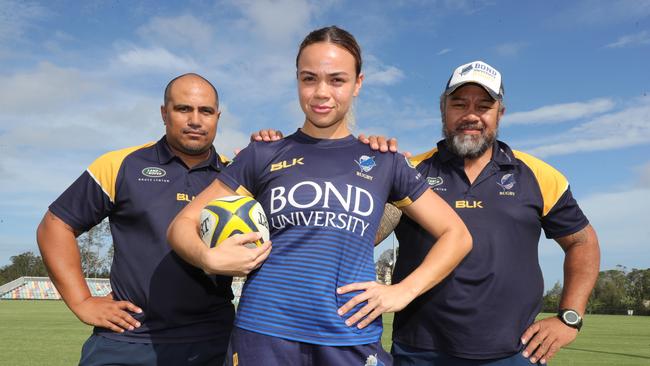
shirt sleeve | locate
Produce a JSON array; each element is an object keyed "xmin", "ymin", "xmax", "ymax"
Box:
[
  {"xmin": 389, "ymin": 153, "xmax": 429, "ymax": 208},
  {"xmin": 49, "ymin": 170, "xmax": 114, "ymax": 232},
  {"xmin": 218, "ymin": 142, "xmax": 259, "ymax": 197},
  {"xmin": 541, "ymin": 187, "xmax": 589, "ymax": 239}
]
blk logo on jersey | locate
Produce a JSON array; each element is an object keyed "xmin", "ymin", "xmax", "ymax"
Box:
[
  {"xmin": 455, "ymin": 200, "xmax": 483, "ymax": 209},
  {"xmin": 176, "ymin": 193, "xmax": 195, "ymax": 202},
  {"xmin": 270, "ymin": 157, "xmax": 304, "ymax": 172},
  {"xmin": 269, "ymin": 181, "xmax": 373, "ymax": 237}
]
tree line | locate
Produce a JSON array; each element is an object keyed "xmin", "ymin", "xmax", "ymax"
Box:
[
  {"xmin": 0, "ymin": 220, "xmax": 112, "ymax": 285},
  {"xmin": 542, "ymin": 265, "xmax": 650, "ymax": 315},
  {"xmin": 377, "ymin": 249, "xmax": 650, "ymax": 316},
  {"xmin": 3, "ymin": 234, "xmax": 648, "ymax": 317}
]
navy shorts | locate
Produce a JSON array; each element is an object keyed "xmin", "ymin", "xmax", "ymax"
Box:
[
  {"xmin": 79, "ymin": 334, "xmax": 228, "ymax": 366},
  {"xmin": 391, "ymin": 342, "xmax": 542, "ymax": 366},
  {"xmin": 225, "ymin": 327, "xmax": 392, "ymax": 366}
]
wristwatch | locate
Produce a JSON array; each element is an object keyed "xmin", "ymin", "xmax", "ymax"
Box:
[{"xmin": 557, "ymin": 309, "xmax": 583, "ymax": 331}]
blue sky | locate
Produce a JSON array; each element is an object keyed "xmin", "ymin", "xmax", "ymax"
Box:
[{"xmin": 0, "ymin": 0, "xmax": 649, "ymax": 290}]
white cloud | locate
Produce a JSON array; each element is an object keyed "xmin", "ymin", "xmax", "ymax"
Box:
[
  {"xmin": 494, "ymin": 42, "xmax": 527, "ymax": 57},
  {"xmin": 0, "ymin": 62, "xmax": 102, "ymax": 114},
  {"xmin": 634, "ymin": 161, "xmax": 650, "ymax": 188},
  {"xmin": 233, "ymin": 0, "xmax": 313, "ymax": 44},
  {"xmin": 364, "ymin": 55, "xmax": 405, "ymax": 86},
  {"xmin": 437, "ymin": 48, "xmax": 451, "ymax": 55},
  {"xmin": 353, "ymin": 88, "xmax": 441, "ymax": 155},
  {"xmin": 43, "ymin": 30, "xmax": 77, "ymax": 53},
  {"xmin": 605, "ymin": 30, "xmax": 650, "ymax": 48},
  {"xmin": 526, "ymin": 97, "xmax": 650, "ymax": 157},
  {"xmin": 136, "ymin": 14, "xmax": 214, "ymax": 51},
  {"xmin": 0, "ymin": 0, "xmax": 47, "ymax": 45},
  {"xmin": 115, "ymin": 46, "xmax": 199, "ymax": 71},
  {"xmin": 504, "ymin": 98, "xmax": 615, "ymax": 125}
]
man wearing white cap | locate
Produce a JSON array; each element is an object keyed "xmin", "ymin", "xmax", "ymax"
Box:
[{"xmin": 386, "ymin": 61, "xmax": 600, "ymax": 365}]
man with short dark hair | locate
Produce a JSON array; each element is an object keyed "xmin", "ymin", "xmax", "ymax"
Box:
[
  {"xmin": 37, "ymin": 73, "xmax": 271, "ymax": 365},
  {"xmin": 388, "ymin": 61, "xmax": 600, "ymax": 365}
]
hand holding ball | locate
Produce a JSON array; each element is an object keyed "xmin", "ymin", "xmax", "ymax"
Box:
[{"xmin": 199, "ymin": 196, "xmax": 270, "ymax": 249}]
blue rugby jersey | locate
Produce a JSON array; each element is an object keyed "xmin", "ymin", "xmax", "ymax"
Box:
[
  {"xmin": 218, "ymin": 129, "xmax": 428, "ymax": 346},
  {"xmin": 49, "ymin": 137, "xmax": 235, "ymax": 343},
  {"xmin": 392, "ymin": 140, "xmax": 589, "ymax": 359}
]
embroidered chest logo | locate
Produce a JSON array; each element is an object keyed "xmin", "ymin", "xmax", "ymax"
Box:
[
  {"xmin": 270, "ymin": 157, "xmax": 304, "ymax": 172},
  {"xmin": 497, "ymin": 173, "xmax": 516, "ymax": 196},
  {"xmin": 355, "ymin": 155, "xmax": 376, "ymax": 181},
  {"xmin": 427, "ymin": 176, "xmax": 446, "ymax": 191},
  {"xmin": 427, "ymin": 176, "xmax": 443, "ymax": 187},
  {"xmin": 138, "ymin": 167, "xmax": 170, "ymax": 183}
]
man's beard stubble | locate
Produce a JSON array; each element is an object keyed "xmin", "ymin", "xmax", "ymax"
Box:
[{"xmin": 443, "ymin": 121, "xmax": 497, "ymax": 160}]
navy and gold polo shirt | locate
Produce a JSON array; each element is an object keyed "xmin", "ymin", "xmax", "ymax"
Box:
[
  {"xmin": 49, "ymin": 136, "xmax": 234, "ymax": 343},
  {"xmin": 392, "ymin": 140, "xmax": 589, "ymax": 359}
]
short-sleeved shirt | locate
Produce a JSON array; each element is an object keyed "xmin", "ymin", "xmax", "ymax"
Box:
[
  {"xmin": 49, "ymin": 137, "xmax": 235, "ymax": 343},
  {"xmin": 218, "ymin": 129, "xmax": 428, "ymax": 346},
  {"xmin": 392, "ymin": 140, "xmax": 589, "ymax": 359}
]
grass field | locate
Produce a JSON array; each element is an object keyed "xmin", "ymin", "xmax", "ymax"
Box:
[{"xmin": 1, "ymin": 301, "xmax": 649, "ymax": 365}]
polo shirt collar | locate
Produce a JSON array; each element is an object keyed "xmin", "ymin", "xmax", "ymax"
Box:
[
  {"xmin": 155, "ymin": 136, "xmax": 224, "ymax": 171},
  {"xmin": 436, "ymin": 140, "xmax": 460, "ymax": 164},
  {"xmin": 436, "ymin": 139, "xmax": 518, "ymax": 167},
  {"xmin": 491, "ymin": 140, "xmax": 518, "ymax": 167}
]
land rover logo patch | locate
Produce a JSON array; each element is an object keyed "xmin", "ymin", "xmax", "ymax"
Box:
[{"xmin": 142, "ymin": 167, "xmax": 167, "ymax": 178}]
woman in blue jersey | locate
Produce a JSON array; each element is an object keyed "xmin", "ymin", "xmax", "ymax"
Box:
[{"xmin": 168, "ymin": 26, "xmax": 471, "ymax": 366}]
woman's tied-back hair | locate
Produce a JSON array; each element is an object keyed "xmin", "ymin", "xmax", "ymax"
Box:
[{"xmin": 295, "ymin": 25, "xmax": 362, "ymax": 76}]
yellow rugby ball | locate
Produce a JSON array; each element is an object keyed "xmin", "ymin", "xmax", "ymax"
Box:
[{"xmin": 199, "ymin": 196, "xmax": 270, "ymax": 249}]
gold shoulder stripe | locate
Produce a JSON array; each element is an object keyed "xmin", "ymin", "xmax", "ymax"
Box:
[
  {"xmin": 235, "ymin": 185, "xmax": 253, "ymax": 197},
  {"xmin": 408, "ymin": 148, "xmax": 439, "ymax": 168},
  {"xmin": 86, "ymin": 142, "xmax": 155, "ymax": 203},
  {"xmin": 392, "ymin": 197, "xmax": 413, "ymax": 208},
  {"xmin": 513, "ymin": 150, "xmax": 569, "ymax": 217},
  {"xmin": 218, "ymin": 153, "xmax": 230, "ymax": 165}
]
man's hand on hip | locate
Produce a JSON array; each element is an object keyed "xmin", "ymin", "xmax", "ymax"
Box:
[
  {"xmin": 71, "ymin": 293, "xmax": 143, "ymax": 333},
  {"xmin": 521, "ymin": 316, "xmax": 578, "ymax": 364}
]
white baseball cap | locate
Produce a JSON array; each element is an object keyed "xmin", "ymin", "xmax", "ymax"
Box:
[{"xmin": 444, "ymin": 60, "xmax": 504, "ymax": 100}]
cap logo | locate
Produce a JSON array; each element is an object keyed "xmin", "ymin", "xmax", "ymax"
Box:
[
  {"xmin": 460, "ymin": 64, "xmax": 473, "ymax": 76},
  {"xmin": 473, "ymin": 62, "xmax": 497, "ymax": 76}
]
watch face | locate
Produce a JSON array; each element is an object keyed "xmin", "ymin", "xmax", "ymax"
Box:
[{"xmin": 563, "ymin": 311, "xmax": 579, "ymax": 324}]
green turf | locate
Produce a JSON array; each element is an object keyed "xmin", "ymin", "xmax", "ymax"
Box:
[
  {"xmin": 381, "ymin": 312, "xmax": 650, "ymax": 365},
  {"xmin": 536, "ymin": 313, "xmax": 650, "ymax": 365},
  {"xmin": 1, "ymin": 301, "xmax": 649, "ymax": 365},
  {"xmin": 0, "ymin": 300, "xmax": 91, "ymax": 366}
]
